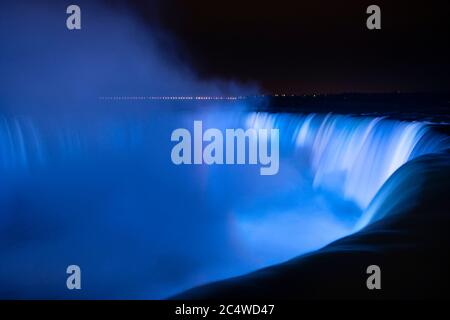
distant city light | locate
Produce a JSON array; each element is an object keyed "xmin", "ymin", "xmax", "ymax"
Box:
[
  {"xmin": 98, "ymin": 96, "xmax": 249, "ymax": 101},
  {"xmin": 98, "ymin": 94, "xmax": 328, "ymax": 101}
]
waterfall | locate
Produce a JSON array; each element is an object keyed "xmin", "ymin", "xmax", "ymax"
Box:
[
  {"xmin": 246, "ymin": 112, "xmax": 448, "ymax": 213},
  {"xmin": 0, "ymin": 109, "xmax": 448, "ymax": 298}
]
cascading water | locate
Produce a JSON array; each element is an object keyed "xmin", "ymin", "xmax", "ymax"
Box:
[
  {"xmin": 0, "ymin": 106, "xmax": 447, "ymax": 298},
  {"xmin": 1, "ymin": 0, "xmax": 448, "ymax": 300},
  {"xmin": 246, "ymin": 112, "xmax": 447, "ymax": 211}
]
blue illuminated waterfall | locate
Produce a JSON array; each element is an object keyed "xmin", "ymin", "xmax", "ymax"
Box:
[
  {"xmin": 246, "ymin": 112, "xmax": 446, "ymax": 210},
  {"xmin": 0, "ymin": 108, "xmax": 448, "ymax": 299}
]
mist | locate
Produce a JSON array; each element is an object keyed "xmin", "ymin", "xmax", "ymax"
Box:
[{"xmin": 0, "ymin": 0, "xmax": 258, "ymax": 116}]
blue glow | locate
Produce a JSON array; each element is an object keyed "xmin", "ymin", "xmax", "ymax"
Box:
[
  {"xmin": 1, "ymin": 0, "xmax": 448, "ymax": 299},
  {"xmin": 0, "ymin": 109, "xmax": 447, "ymax": 298}
]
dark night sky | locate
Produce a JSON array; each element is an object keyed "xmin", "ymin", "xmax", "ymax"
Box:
[{"xmin": 113, "ymin": 0, "xmax": 449, "ymax": 94}]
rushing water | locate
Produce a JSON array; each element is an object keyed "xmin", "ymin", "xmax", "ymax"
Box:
[
  {"xmin": 1, "ymin": 0, "xmax": 447, "ymax": 299},
  {"xmin": 0, "ymin": 105, "xmax": 447, "ymax": 298}
]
